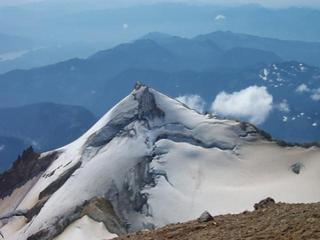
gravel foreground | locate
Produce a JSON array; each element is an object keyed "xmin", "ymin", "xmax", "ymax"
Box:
[{"xmin": 115, "ymin": 200, "xmax": 320, "ymax": 240}]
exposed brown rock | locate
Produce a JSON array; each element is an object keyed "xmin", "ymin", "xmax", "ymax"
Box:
[
  {"xmin": 27, "ymin": 197, "xmax": 126, "ymax": 240},
  {"xmin": 115, "ymin": 201, "xmax": 320, "ymax": 240},
  {"xmin": 25, "ymin": 196, "xmax": 50, "ymax": 222}
]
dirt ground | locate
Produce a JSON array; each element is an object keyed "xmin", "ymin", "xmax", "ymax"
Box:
[{"xmin": 115, "ymin": 200, "xmax": 320, "ymax": 240}]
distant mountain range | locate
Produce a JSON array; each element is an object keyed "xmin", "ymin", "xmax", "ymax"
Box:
[
  {"xmin": 1, "ymin": 3, "xmax": 320, "ymax": 73},
  {"xmin": 0, "ymin": 41, "xmax": 112, "ymax": 74},
  {"xmin": 2, "ymin": 3, "xmax": 320, "ymax": 44},
  {"xmin": 0, "ymin": 33, "xmax": 34, "ymax": 54},
  {"xmin": 0, "ymin": 31, "xmax": 319, "ymax": 144},
  {"xmin": 0, "ymin": 103, "xmax": 96, "ymax": 172}
]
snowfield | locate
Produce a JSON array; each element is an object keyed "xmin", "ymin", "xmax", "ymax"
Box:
[{"xmin": 0, "ymin": 85, "xmax": 320, "ymax": 240}]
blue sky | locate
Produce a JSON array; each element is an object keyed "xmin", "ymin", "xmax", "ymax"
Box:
[{"xmin": 1, "ymin": 0, "xmax": 320, "ymax": 8}]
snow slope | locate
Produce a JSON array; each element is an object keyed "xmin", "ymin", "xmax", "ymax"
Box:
[
  {"xmin": 0, "ymin": 84, "xmax": 320, "ymax": 240},
  {"xmin": 53, "ymin": 216, "xmax": 117, "ymax": 240}
]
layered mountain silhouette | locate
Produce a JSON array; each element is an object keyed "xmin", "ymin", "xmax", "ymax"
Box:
[
  {"xmin": 0, "ymin": 31, "xmax": 319, "ymax": 142},
  {"xmin": 0, "ymin": 103, "xmax": 96, "ymax": 172}
]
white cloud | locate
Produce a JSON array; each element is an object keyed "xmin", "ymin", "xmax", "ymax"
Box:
[
  {"xmin": 215, "ymin": 14, "xmax": 226, "ymax": 21},
  {"xmin": 275, "ymin": 99, "xmax": 290, "ymax": 113},
  {"xmin": 296, "ymin": 85, "xmax": 320, "ymax": 101},
  {"xmin": 211, "ymin": 86, "xmax": 273, "ymax": 125},
  {"xmin": 122, "ymin": 23, "xmax": 129, "ymax": 29},
  {"xmin": 311, "ymin": 88, "xmax": 320, "ymax": 101},
  {"xmin": 296, "ymin": 84, "xmax": 310, "ymax": 93},
  {"xmin": 176, "ymin": 94, "xmax": 206, "ymax": 113},
  {"xmin": 0, "ymin": 145, "xmax": 5, "ymax": 152}
]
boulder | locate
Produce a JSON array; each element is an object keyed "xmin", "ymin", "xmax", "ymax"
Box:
[
  {"xmin": 254, "ymin": 197, "xmax": 276, "ymax": 210},
  {"xmin": 198, "ymin": 211, "xmax": 214, "ymax": 223}
]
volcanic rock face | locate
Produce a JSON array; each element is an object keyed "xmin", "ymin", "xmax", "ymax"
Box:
[{"xmin": 0, "ymin": 85, "xmax": 320, "ymax": 240}]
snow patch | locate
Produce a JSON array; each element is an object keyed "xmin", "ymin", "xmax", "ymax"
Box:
[
  {"xmin": 259, "ymin": 68, "xmax": 269, "ymax": 81},
  {"xmin": 53, "ymin": 215, "xmax": 117, "ymax": 240},
  {"xmin": 282, "ymin": 116, "xmax": 288, "ymax": 122}
]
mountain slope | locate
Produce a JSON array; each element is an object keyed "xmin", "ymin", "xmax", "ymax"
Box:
[
  {"xmin": 0, "ymin": 85, "xmax": 319, "ymax": 240},
  {"xmin": 116, "ymin": 200, "xmax": 320, "ymax": 240}
]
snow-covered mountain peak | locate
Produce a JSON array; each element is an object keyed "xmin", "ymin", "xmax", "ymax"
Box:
[
  {"xmin": 1, "ymin": 85, "xmax": 320, "ymax": 240},
  {"xmin": 68, "ymin": 83, "xmax": 249, "ymax": 154}
]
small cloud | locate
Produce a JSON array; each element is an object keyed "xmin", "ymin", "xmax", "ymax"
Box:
[
  {"xmin": 312, "ymin": 122, "xmax": 318, "ymax": 127},
  {"xmin": 215, "ymin": 14, "xmax": 226, "ymax": 21},
  {"xmin": 296, "ymin": 84, "xmax": 310, "ymax": 93},
  {"xmin": 122, "ymin": 23, "xmax": 129, "ymax": 29},
  {"xmin": 211, "ymin": 86, "xmax": 273, "ymax": 125},
  {"xmin": 275, "ymin": 99, "xmax": 290, "ymax": 113},
  {"xmin": 0, "ymin": 144, "xmax": 4, "ymax": 152},
  {"xmin": 311, "ymin": 88, "xmax": 320, "ymax": 101},
  {"xmin": 176, "ymin": 94, "xmax": 206, "ymax": 113},
  {"xmin": 282, "ymin": 116, "xmax": 288, "ymax": 122}
]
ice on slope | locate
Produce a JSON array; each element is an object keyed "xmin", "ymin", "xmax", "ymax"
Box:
[
  {"xmin": 53, "ymin": 216, "xmax": 117, "ymax": 240},
  {"xmin": 146, "ymin": 140, "xmax": 320, "ymax": 226},
  {"xmin": 1, "ymin": 85, "xmax": 320, "ymax": 240}
]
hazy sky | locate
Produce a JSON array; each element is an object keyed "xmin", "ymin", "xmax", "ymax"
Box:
[{"xmin": 1, "ymin": 0, "xmax": 320, "ymax": 8}]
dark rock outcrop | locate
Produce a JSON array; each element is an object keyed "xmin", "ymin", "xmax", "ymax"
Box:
[
  {"xmin": 198, "ymin": 211, "xmax": 214, "ymax": 223},
  {"xmin": 39, "ymin": 161, "xmax": 82, "ymax": 200},
  {"xmin": 134, "ymin": 86, "xmax": 165, "ymax": 120},
  {"xmin": 27, "ymin": 197, "xmax": 126, "ymax": 240},
  {"xmin": 291, "ymin": 162, "xmax": 304, "ymax": 174},
  {"xmin": 0, "ymin": 147, "xmax": 59, "ymax": 199},
  {"xmin": 254, "ymin": 197, "xmax": 276, "ymax": 210}
]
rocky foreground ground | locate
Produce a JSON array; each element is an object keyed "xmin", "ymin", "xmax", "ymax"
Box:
[{"xmin": 115, "ymin": 199, "xmax": 320, "ymax": 240}]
